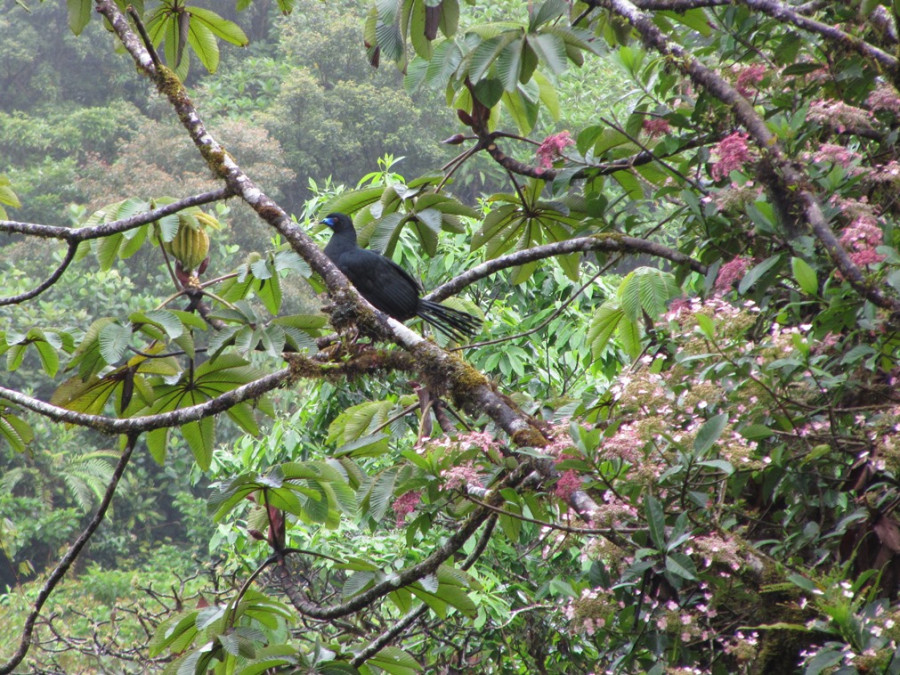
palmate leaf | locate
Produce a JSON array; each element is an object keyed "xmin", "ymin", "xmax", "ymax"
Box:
[{"xmin": 141, "ymin": 354, "xmax": 268, "ymax": 468}]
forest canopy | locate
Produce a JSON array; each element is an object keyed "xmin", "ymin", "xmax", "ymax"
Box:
[{"xmin": 2, "ymin": 0, "xmax": 900, "ymax": 673}]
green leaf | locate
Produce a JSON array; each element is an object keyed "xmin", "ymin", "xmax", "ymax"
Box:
[
  {"xmin": 67, "ymin": 0, "xmax": 92, "ymax": 35},
  {"xmin": 529, "ymin": 0, "xmax": 567, "ymax": 30},
  {"xmin": 501, "ymin": 88, "xmax": 539, "ymax": 134},
  {"xmin": 182, "ymin": 416, "xmax": 215, "ymax": 470},
  {"xmin": 366, "ymin": 646, "xmax": 422, "ymax": 675},
  {"xmin": 645, "ymin": 495, "xmax": 666, "ymax": 550},
  {"xmin": 740, "ymin": 424, "xmax": 773, "ymax": 440},
  {"xmin": 527, "ymin": 31, "xmax": 567, "ymax": 76},
  {"xmin": 186, "ymin": 17, "xmax": 220, "ymax": 74},
  {"xmin": 791, "ymin": 257, "xmax": 818, "ymax": 295},
  {"xmin": 694, "ymin": 413, "xmax": 728, "ymax": 455},
  {"xmin": 587, "ymin": 303, "xmax": 624, "ymax": 360},
  {"xmin": 665, "ymin": 552, "xmax": 698, "ymax": 580},
  {"xmin": 617, "ymin": 267, "xmax": 679, "ymax": 321},
  {"xmin": 694, "ymin": 313, "xmax": 715, "ymax": 339},
  {"xmin": 98, "ymin": 323, "xmax": 132, "ymax": 365},
  {"xmin": 0, "ymin": 409, "xmax": 34, "ymax": 453},
  {"xmin": 187, "ymin": 6, "xmax": 249, "ymax": 46},
  {"xmin": 496, "ymin": 37, "xmax": 524, "ymax": 91},
  {"xmin": 738, "ymin": 254, "xmax": 783, "ymax": 294},
  {"xmin": 617, "ymin": 315, "xmax": 642, "ymax": 359}
]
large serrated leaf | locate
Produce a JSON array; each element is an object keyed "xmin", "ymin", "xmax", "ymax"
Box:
[
  {"xmin": 587, "ymin": 304, "xmax": 624, "ymax": 360},
  {"xmin": 526, "ymin": 31, "xmax": 567, "ymax": 76}
]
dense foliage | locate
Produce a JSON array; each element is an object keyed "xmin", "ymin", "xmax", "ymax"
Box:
[{"xmin": 2, "ymin": 0, "xmax": 900, "ymax": 673}]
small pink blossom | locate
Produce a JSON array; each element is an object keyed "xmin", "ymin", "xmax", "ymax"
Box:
[
  {"xmin": 642, "ymin": 117, "xmax": 671, "ymax": 138},
  {"xmin": 536, "ymin": 131, "xmax": 574, "ymax": 169},
  {"xmin": 554, "ymin": 470, "xmax": 582, "ymax": 501},
  {"xmin": 735, "ymin": 64, "xmax": 766, "ymax": 98},
  {"xmin": 392, "ymin": 491, "xmax": 421, "ymax": 527},
  {"xmin": 711, "ymin": 132, "xmax": 752, "ymax": 181},
  {"xmin": 714, "ymin": 256, "xmax": 752, "ymax": 292}
]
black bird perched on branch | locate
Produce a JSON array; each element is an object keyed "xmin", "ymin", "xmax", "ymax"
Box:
[{"xmin": 321, "ymin": 212, "xmax": 481, "ymax": 341}]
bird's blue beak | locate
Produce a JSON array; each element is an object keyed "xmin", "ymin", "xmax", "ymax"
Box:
[{"xmin": 322, "ymin": 216, "xmax": 336, "ymax": 228}]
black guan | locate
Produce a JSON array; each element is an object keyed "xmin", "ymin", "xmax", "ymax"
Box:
[{"xmin": 321, "ymin": 212, "xmax": 481, "ymax": 341}]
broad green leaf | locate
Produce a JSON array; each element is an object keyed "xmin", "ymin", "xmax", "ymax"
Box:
[
  {"xmin": 67, "ymin": 0, "xmax": 92, "ymax": 35},
  {"xmin": 496, "ymin": 37, "xmax": 524, "ymax": 91},
  {"xmin": 587, "ymin": 303, "xmax": 624, "ymax": 360},
  {"xmin": 186, "ymin": 18, "xmax": 220, "ymax": 74},
  {"xmin": 0, "ymin": 409, "xmax": 34, "ymax": 453},
  {"xmin": 98, "ymin": 322, "xmax": 132, "ymax": 365},
  {"xmin": 187, "ymin": 6, "xmax": 249, "ymax": 46},
  {"xmin": 529, "ymin": 0, "xmax": 567, "ymax": 30},
  {"xmin": 645, "ymin": 495, "xmax": 666, "ymax": 550},
  {"xmin": 694, "ymin": 413, "xmax": 728, "ymax": 455},
  {"xmin": 182, "ymin": 416, "xmax": 215, "ymax": 470},
  {"xmin": 527, "ymin": 31, "xmax": 567, "ymax": 76},
  {"xmin": 366, "ymin": 646, "xmax": 421, "ymax": 675},
  {"xmin": 410, "ymin": 0, "xmax": 433, "ymax": 59},
  {"xmin": 665, "ymin": 552, "xmax": 698, "ymax": 580},
  {"xmin": 791, "ymin": 257, "xmax": 818, "ymax": 295},
  {"xmin": 738, "ymin": 254, "xmax": 783, "ymax": 294},
  {"xmin": 617, "ymin": 315, "xmax": 641, "ymax": 358}
]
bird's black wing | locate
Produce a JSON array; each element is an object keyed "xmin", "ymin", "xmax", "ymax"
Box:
[{"xmin": 333, "ymin": 248, "xmax": 421, "ymax": 320}]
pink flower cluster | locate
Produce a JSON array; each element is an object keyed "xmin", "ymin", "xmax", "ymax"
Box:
[
  {"xmin": 604, "ymin": 423, "xmax": 643, "ymax": 463},
  {"xmin": 807, "ymin": 99, "xmax": 874, "ymax": 133},
  {"xmin": 536, "ymin": 131, "xmax": 574, "ymax": 169},
  {"xmin": 714, "ymin": 256, "xmax": 752, "ymax": 293},
  {"xmin": 440, "ymin": 463, "xmax": 482, "ymax": 491},
  {"xmin": 392, "ymin": 491, "xmax": 421, "ymax": 527},
  {"xmin": 642, "ymin": 117, "xmax": 671, "ymax": 138},
  {"xmin": 735, "ymin": 64, "xmax": 767, "ymax": 98},
  {"xmin": 711, "ymin": 132, "xmax": 752, "ymax": 181},
  {"xmin": 554, "ymin": 470, "xmax": 582, "ymax": 501},
  {"xmin": 812, "ymin": 143, "xmax": 861, "ymax": 169},
  {"xmin": 838, "ymin": 208, "xmax": 886, "ymax": 269},
  {"xmin": 867, "ymin": 84, "xmax": 900, "ymax": 114}
]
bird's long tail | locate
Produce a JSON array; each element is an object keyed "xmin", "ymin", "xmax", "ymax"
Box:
[{"xmin": 417, "ymin": 300, "xmax": 482, "ymax": 342}]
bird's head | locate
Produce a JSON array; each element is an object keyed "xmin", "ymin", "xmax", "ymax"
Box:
[{"xmin": 321, "ymin": 212, "xmax": 353, "ymax": 232}]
